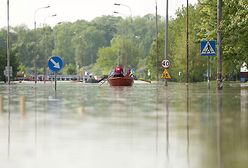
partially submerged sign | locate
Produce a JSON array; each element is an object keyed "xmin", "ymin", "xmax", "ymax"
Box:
[
  {"xmin": 48, "ymin": 56, "xmax": 64, "ymax": 72},
  {"xmin": 48, "ymin": 56, "xmax": 64, "ymax": 91}
]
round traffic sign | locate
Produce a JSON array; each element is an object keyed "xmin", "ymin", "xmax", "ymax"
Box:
[
  {"xmin": 162, "ymin": 59, "xmax": 170, "ymax": 68},
  {"xmin": 48, "ymin": 56, "xmax": 64, "ymax": 72}
]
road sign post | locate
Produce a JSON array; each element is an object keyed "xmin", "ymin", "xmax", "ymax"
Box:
[
  {"xmin": 200, "ymin": 40, "xmax": 216, "ymax": 88},
  {"xmin": 48, "ymin": 56, "xmax": 64, "ymax": 91},
  {"xmin": 161, "ymin": 59, "xmax": 171, "ymax": 86}
]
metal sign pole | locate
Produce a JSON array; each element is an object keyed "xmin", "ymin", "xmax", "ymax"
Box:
[
  {"xmin": 7, "ymin": 0, "xmax": 10, "ymax": 84},
  {"xmin": 200, "ymin": 40, "xmax": 216, "ymax": 89},
  {"xmin": 164, "ymin": 0, "xmax": 169, "ymax": 86},
  {"xmin": 55, "ymin": 72, "xmax": 57, "ymax": 91},
  {"xmin": 207, "ymin": 56, "xmax": 210, "ymax": 89},
  {"xmin": 48, "ymin": 56, "xmax": 64, "ymax": 91}
]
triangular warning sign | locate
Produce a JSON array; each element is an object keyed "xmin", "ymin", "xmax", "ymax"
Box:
[
  {"xmin": 161, "ymin": 69, "xmax": 171, "ymax": 79},
  {"xmin": 201, "ymin": 41, "xmax": 215, "ymax": 55}
]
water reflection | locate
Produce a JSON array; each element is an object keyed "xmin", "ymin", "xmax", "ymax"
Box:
[
  {"xmin": 0, "ymin": 95, "xmax": 3, "ymax": 113},
  {"xmin": 19, "ymin": 96, "xmax": 26, "ymax": 116},
  {"xmin": 8, "ymin": 85, "xmax": 11, "ymax": 159},
  {"xmin": 0, "ymin": 82, "xmax": 247, "ymax": 168},
  {"xmin": 165, "ymin": 86, "xmax": 170, "ymax": 167},
  {"xmin": 186, "ymin": 85, "xmax": 190, "ymax": 168},
  {"xmin": 216, "ymin": 90, "xmax": 223, "ymax": 168},
  {"xmin": 241, "ymin": 89, "xmax": 248, "ymax": 127}
]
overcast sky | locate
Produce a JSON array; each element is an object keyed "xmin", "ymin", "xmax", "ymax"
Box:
[{"xmin": 0, "ymin": 0, "xmax": 197, "ymax": 29}]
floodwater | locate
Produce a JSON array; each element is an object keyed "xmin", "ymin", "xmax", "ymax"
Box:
[{"xmin": 0, "ymin": 81, "xmax": 247, "ymax": 168}]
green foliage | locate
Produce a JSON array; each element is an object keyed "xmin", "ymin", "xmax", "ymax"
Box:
[
  {"xmin": 62, "ymin": 63, "xmax": 76, "ymax": 75},
  {"xmin": 0, "ymin": 2, "xmax": 247, "ymax": 82},
  {"xmin": 146, "ymin": 0, "xmax": 247, "ymax": 82},
  {"xmin": 222, "ymin": 0, "xmax": 248, "ymax": 76},
  {"xmin": 0, "ymin": 28, "xmax": 19, "ymax": 81},
  {"xmin": 94, "ymin": 46, "xmax": 117, "ymax": 75}
]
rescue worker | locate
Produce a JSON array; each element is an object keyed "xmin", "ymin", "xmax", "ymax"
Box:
[{"xmin": 113, "ymin": 66, "xmax": 124, "ymax": 77}]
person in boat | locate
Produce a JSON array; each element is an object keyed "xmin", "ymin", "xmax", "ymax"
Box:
[{"xmin": 113, "ymin": 66, "xmax": 124, "ymax": 77}]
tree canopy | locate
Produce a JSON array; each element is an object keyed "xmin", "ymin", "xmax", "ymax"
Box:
[{"xmin": 0, "ymin": 0, "xmax": 247, "ymax": 82}]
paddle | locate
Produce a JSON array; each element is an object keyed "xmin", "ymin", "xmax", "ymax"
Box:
[
  {"xmin": 99, "ymin": 75, "xmax": 112, "ymax": 86},
  {"xmin": 138, "ymin": 78, "xmax": 151, "ymax": 83}
]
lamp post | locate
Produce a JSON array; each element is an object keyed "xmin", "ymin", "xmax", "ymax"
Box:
[
  {"xmin": 164, "ymin": 0, "xmax": 169, "ymax": 86},
  {"xmin": 6, "ymin": 0, "xmax": 10, "ymax": 84},
  {"xmin": 155, "ymin": 0, "xmax": 159, "ymax": 82},
  {"xmin": 34, "ymin": 5, "xmax": 50, "ymax": 83},
  {"xmin": 114, "ymin": 3, "xmax": 133, "ymax": 71},
  {"xmin": 186, "ymin": 0, "xmax": 189, "ymax": 84},
  {"xmin": 114, "ymin": 3, "xmax": 132, "ymax": 22},
  {"xmin": 43, "ymin": 14, "xmax": 57, "ymax": 26},
  {"xmin": 43, "ymin": 14, "xmax": 57, "ymax": 83},
  {"xmin": 113, "ymin": 11, "xmax": 125, "ymax": 65}
]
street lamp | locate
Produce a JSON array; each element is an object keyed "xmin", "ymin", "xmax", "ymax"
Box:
[
  {"xmin": 113, "ymin": 11, "xmax": 127, "ymax": 17},
  {"xmin": 114, "ymin": 3, "xmax": 133, "ymax": 69},
  {"xmin": 113, "ymin": 10, "xmax": 130, "ymax": 67},
  {"xmin": 34, "ymin": 6, "xmax": 50, "ymax": 30},
  {"xmin": 43, "ymin": 14, "xmax": 57, "ymax": 25},
  {"xmin": 6, "ymin": 0, "xmax": 10, "ymax": 84},
  {"xmin": 34, "ymin": 5, "xmax": 50, "ymax": 83},
  {"xmin": 43, "ymin": 14, "xmax": 57, "ymax": 82},
  {"xmin": 114, "ymin": 3, "xmax": 132, "ymax": 22},
  {"xmin": 155, "ymin": 0, "xmax": 159, "ymax": 82}
]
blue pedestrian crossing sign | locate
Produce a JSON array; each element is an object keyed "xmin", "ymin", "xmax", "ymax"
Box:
[
  {"xmin": 48, "ymin": 56, "xmax": 64, "ymax": 72},
  {"xmin": 200, "ymin": 40, "xmax": 216, "ymax": 56}
]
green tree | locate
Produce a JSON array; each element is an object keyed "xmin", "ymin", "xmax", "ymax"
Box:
[
  {"xmin": 222, "ymin": 0, "xmax": 248, "ymax": 79},
  {"xmin": 53, "ymin": 22, "xmax": 76, "ymax": 65},
  {"xmin": 62, "ymin": 63, "xmax": 76, "ymax": 75}
]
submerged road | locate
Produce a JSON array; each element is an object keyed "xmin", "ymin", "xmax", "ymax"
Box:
[{"xmin": 0, "ymin": 81, "xmax": 247, "ymax": 168}]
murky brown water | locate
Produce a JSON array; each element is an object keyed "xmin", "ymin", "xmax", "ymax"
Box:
[{"xmin": 0, "ymin": 81, "xmax": 247, "ymax": 168}]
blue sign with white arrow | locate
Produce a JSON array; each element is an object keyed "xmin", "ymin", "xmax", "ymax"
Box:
[
  {"xmin": 48, "ymin": 56, "xmax": 64, "ymax": 72},
  {"xmin": 200, "ymin": 40, "xmax": 216, "ymax": 56}
]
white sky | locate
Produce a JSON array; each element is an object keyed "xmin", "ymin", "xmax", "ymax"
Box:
[{"xmin": 0, "ymin": 0, "xmax": 197, "ymax": 29}]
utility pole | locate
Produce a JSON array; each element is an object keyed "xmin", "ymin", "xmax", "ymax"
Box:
[
  {"xmin": 155, "ymin": 0, "xmax": 159, "ymax": 82},
  {"xmin": 164, "ymin": 0, "xmax": 168, "ymax": 86},
  {"xmin": 217, "ymin": 0, "xmax": 223, "ymax": 90},
  {"xmin": 7, "ymin": 0, "xmax": 10, "ymax": 84},
  {"xmin": 186, "ymin": 0, "xmax": 189, "ymax": 84}
]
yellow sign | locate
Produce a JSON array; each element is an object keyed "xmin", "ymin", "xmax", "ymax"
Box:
[{"xmin": 161, "ymin": 69, "xmax": 171, "ymax": 79}]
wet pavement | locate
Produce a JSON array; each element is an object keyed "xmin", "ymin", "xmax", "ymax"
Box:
[{"xmin": 0, "ymin": 81, "xmax": 247, "ymax": 168}]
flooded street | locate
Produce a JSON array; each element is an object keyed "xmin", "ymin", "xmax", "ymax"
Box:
[{"xmin": 0, "ymin": 81, "xmax": 247, "ymax": 168}]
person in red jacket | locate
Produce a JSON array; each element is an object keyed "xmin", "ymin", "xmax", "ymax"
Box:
[{"xmin": 113, "ymin": 66, "xmax": 124, "ymax": 77}]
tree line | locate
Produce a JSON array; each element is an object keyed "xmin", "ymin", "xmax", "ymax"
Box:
[{"xmin": 0, "ymin": 0, "xmax": 247, "ymax": 82}]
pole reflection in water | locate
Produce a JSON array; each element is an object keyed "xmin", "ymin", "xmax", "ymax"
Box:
[
  {"xmin": 7, "ymin": 85, "xmax": 11, "ymax": 159},
  {"xmin": 155, "ymin": 85, "xmax": 159, "ymax": 160},
  {"xmin": 34, "ymin": 86, "xmax": 38, "ymax": 157},
  {"xmin": 186, "ymin": 84, "xmax": 190, "ymax": 168},
  {"xmin": 155, "ymin": 86, "xmax": 159, "ymax": 157},
  {"xmin": 0, "ymin": 95, "xmax": 3, "ymax": 113},
  {"xmin": 240, "ymin": 89, "xmax": 248, "ymax": 127},
  {"xmin": 19, "ymin": 96, "xmax": 26, "ymax": 116},
  {"xmin": 165, "ymin": 86, "xmax": 170, "ymax": 164},
  {"xmin": 216, "ymin": 90, "xmax": 223, "ymax": 168}
]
